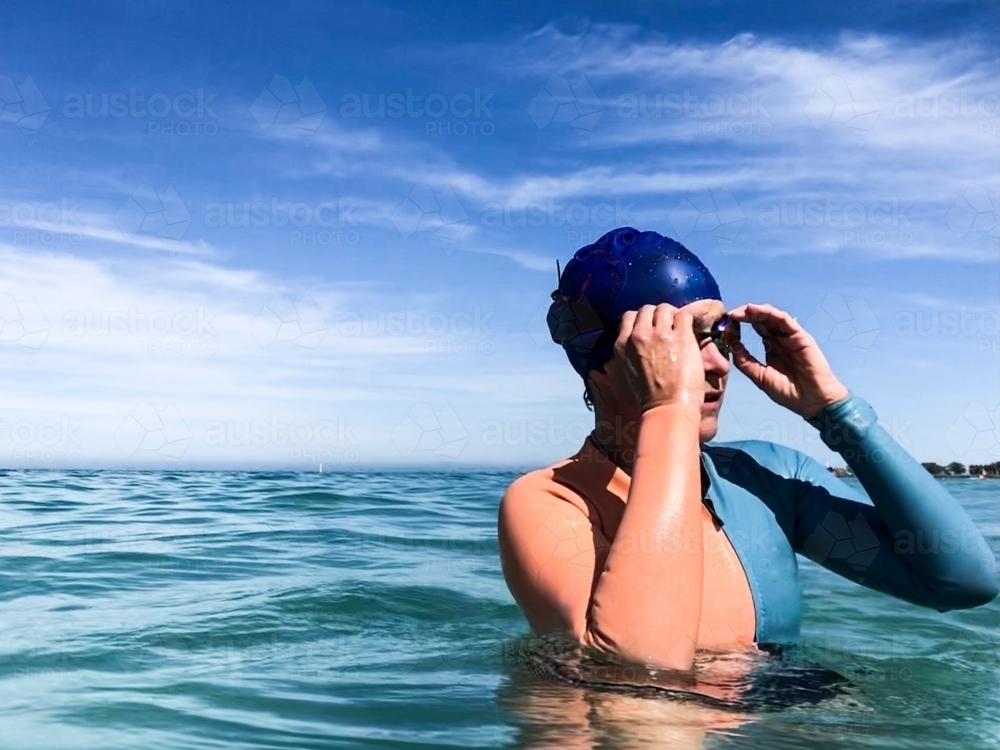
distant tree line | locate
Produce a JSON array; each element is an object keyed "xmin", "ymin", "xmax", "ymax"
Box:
[
  {"xmin": 970, "ymin": 462, "xmax": 1000, "ymax": 476},
  {"xmin": 922, "ymin": 461, "xmax": 1000, "ymax": 477}
]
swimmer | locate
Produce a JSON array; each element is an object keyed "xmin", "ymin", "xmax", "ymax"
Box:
[{"xmin": 498, "ymin": 227, "xmax": 998, "ymax": 672}]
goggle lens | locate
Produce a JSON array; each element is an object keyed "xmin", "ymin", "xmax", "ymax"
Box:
[{"xmin": 710, "ymin": 315, "xmax": 741, "ymax": 357}]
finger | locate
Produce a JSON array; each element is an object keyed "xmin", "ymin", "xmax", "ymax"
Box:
[
  {"xmin": 758, "ymin": 324, "xmax": 817, "ymax": 353},
  {"xmin": 633, "ymin": 304, "xmax": 656, "ymax": 334},
  {"xmin": 750, "ymin": 313, "xmax": 792, "ymax": 342},
  {"xmin": 751, "ymin": 318, "xmax": 774, "ymax": 339},
  {"xmin": 742, "ymin": 303, "xmax": 802, "ymax": 336},
  {"xmin": 727, "ymin": 304, "xmax": 749, "ymax": 321},
  {"xmin": 728, "ymin": 304, "xmax": 779, "ymax": 337},
  {"xmin": 672, "ymin": 307, "xmax": 694, "ymax": 335},
  {"xmin": 730, "ymin": 340, "xmax": 768, "ymax": 389},
  {"xmin": 759, "ymin": 329, "xmax": 793, "ymax": 349},
  {"xmin": 615, "ymin": 310, "xmax": 638, "ymax": 352},
  {"xmin": 757, "ymin": 304, "xmax": 806, "ymax": 336},
  {"xmin": 652, "ymin": 302, "xmax": 677, "ymax": 330}
]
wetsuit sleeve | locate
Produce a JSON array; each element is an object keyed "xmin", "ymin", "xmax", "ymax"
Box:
[
  {"xmin": 790, "ymin": 393, "xmax": 998, "ymax": 610},
  {"xmin": 498, "ymin": 403, "xmax": 705, "ymax": 670}
]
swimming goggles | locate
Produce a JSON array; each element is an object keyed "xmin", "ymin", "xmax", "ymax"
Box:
[{"xmin": 699, "ymin": 315, "xmax": 741, "ymax": 358}]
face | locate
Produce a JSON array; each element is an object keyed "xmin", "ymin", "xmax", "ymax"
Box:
[
  {"xmin": 591, "ymin": 299, "xmax": 731, "ymax": 444},
  {"xmin": 684, "ymin": 299, "xmax": 731, "ymax": 442}
]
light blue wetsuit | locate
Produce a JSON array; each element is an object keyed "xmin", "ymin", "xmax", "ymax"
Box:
[{"xmin": 700, "ymin": 393, "xmax": 998, "ymax": 646}]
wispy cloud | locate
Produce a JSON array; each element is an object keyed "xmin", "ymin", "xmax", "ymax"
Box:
[
  {"xmin": 244, "ymin": 25, "xmax": 998, "ymax": 266},
  {"xmin": 2, "ymin": 15, "xmax": 996, "ymax": 468}
]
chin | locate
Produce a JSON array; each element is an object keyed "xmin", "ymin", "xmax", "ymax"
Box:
[{"xmin": 699, "ymin": 416, "xmax": 719, "ymax": 444}]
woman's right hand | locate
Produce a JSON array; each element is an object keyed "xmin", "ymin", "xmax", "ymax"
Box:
[{"xmin": 614, "ymin": 304, "xmax": 705, "ymax": 412}]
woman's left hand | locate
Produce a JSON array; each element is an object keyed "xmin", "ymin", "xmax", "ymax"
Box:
[{"xmin": 727, "ymin": 303, "xmax": 849, "ymax": 420}]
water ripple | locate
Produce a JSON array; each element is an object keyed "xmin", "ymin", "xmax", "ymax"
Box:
[{"xmin": 0, "ymin": 471, "xmax": 996, "ymax": 748}]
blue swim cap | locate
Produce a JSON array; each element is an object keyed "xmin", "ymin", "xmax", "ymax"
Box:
[{"xmin": 547, "ymin": 226, "xmax": 721, "ymax": 377}]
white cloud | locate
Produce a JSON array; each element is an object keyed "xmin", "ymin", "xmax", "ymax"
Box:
[
  {"xmin": 0, "ymin": 245, "xmax": 583, "ymax": 468},
  {"xmin": 281, "ymin": 25, "xmax": 999, "ymax": 264}
]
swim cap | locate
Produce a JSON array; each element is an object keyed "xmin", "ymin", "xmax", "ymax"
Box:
[{"xmin": 547, "ymin": 226, "xmax": 721, "ymax": 377}]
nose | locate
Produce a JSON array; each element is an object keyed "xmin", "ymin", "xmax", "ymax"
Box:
[{"xmin": 702, "ymin": 341, "xmax": 730, "ymax": 379}]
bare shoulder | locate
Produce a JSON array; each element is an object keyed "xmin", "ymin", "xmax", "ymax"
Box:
[
  {"xmin": 498, "ymin": 462, "xmax": 591, "ymax": 532},
  {"xmin": 500, "ymin": 467, "xmax": 554, "ymax": 522}
]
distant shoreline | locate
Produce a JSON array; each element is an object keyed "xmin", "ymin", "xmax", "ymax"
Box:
[
  {"xmin": 828, "ymin": 465, "xmax": 1000, "ymax": 480},
  {"xmin": 934, "ymin": 474, "xmax": 1000, "ymax": 479}
]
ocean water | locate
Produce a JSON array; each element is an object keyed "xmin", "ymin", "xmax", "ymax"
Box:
[{"xmin": 0, "ymin": 470, "xmax": 996, "ymax": 749}]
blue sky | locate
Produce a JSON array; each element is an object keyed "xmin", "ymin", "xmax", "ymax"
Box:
[{"xmin": 0, "ymin": 0, "xmax": 997, "ymax": 469}]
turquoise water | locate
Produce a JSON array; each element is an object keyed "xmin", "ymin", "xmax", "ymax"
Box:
[{"xmin": 0, "ymin": 471, "xmax": 996, "ymax": 749}]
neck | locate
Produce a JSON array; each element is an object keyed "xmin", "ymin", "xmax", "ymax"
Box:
[
  {"xmin": 591, "ymin": 402, "xmax": 641, "ymax": 474},
  {"xmin": 591, "ymin": 402, "xmax": 706, "ymax": 475}
]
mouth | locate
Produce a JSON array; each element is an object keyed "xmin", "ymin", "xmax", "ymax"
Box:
[{"xmin": 704, "ymin": 391, "xmax": 723, "ymax": 404}]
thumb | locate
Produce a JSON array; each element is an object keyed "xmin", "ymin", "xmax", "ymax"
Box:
[{"xmin": 731, "ymin": 340, "xmax": 768, "ymax": 390}]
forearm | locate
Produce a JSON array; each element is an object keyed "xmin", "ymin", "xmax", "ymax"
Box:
[
  {"xmin": 587, "ymin": 402, "xmax": 704, "ymax": 669},
  {"xmin": 808, "ymin": 394, "xmax": 998, "ymax": 608}
]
